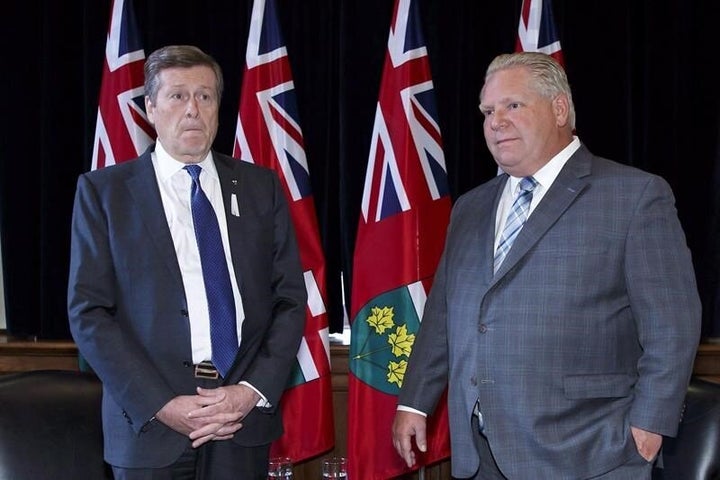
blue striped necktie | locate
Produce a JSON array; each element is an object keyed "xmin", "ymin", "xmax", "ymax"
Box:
[
  {"xmin": 494, "ymin": 176, "xmax": 538, "ymax": 274},
  {"xmin": 184, "ymin": 164, "xmax": 237, "ymax": 377}
]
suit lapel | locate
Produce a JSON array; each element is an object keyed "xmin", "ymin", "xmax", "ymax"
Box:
[
  {"xmin": 214, "ymin": 153, "xmax": 259, "ymax": 372},
  {"xmin": 125, "ymin": 155, "xmax": 184, "ymax": 289},
  {"xmin": 490, "ymin": 147, "xmax": 592, "ymax": 283},
  {"xmin": 213, "ymin": 153, "xmax": 245, "ymax": 293}
]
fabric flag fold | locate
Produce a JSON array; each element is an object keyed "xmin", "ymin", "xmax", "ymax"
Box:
[
  {"xmin": 348, "ymin": 0, "xmax": 451, "ymax": 478},
  {"xmin": 234, "ymin": 0, "xmax": 334, "ymax": 463},
  {"xmin": 92, "ymin": 0, "xmax": 154, "ymax": 170},
  {"xmin": 516, "ymin": 0, "xmax": 565, "ymax": 66}
]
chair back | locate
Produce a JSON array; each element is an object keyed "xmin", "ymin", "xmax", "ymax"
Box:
[
  {"xmin": 0, "ymin": 370, "xmax": 111, "ymax": 480},
  {"xmin": 654, "ymin": 377, "xmax": 720, "ymax": 479}
]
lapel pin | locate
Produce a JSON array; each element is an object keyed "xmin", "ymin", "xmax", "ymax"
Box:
[{"xmin": 231, "ymin": 193, "xmax": 240, "ymax": 217}]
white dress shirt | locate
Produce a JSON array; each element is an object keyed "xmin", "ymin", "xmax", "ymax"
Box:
[{"xmin": 151, "ymin": 141, "xmax": 246, "ymax": 365}]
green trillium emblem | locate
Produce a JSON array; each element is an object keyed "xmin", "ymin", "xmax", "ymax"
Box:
[{"xmin": 350, "ymin": 286, "xmax": 420, "ymax": 394}]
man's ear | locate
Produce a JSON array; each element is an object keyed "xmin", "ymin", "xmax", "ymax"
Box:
[
  {"xmin": 145, "ymin": 96, "xmax": 155, "ymax": 124},
  {"xmin": 553, "ymin": 94, "xmax": 570, "ymax": 128}
]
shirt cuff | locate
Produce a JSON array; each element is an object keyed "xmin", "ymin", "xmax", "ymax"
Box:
[
  {"xmin": 239, "ymin": 381, "xmax": 272, "ymax": 408},
  {"xmin": 397, "ymin": 404, "xmax": 427, "ymax": 417}
]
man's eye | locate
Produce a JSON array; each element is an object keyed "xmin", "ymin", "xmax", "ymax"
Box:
[{"xmin": 509, "ymin": 103, "xmax": 520, "ymax": 110}]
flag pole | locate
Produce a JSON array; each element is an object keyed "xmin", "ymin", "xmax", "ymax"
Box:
[{"xmin": 418, "ymin": 466, "xmax": 425, "ymax": 480}]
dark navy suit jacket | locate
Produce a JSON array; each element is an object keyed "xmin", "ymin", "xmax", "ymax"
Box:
[{"xmin": 68, "ymin": 147, "xmax": 306, "ymax": 468}]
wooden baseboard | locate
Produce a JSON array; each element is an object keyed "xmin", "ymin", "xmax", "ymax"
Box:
[
  {"xmin": 2, "ymin": 335, "xmax": 718, "ymax": 378},
  {"xmin": 0, "ymin": 335, "xmax": 80, "ymax": 373},
  {"xmin": 692, "ymin": 341, "xmax": 720, "ymax": 383}
]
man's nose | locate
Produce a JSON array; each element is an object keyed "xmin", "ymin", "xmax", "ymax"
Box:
[
  {"xmin": 490, "ymin": 111, "xmax": 507, "ymax": 131},
  {"xmin": 185, "ymin": 98, "xmax": 199, "ymax": 118}
]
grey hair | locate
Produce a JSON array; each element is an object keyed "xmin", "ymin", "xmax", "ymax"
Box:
[
  {"xmin": 481, "ymin": 52, "xmax": 575, "ymax": 129},
  {"xmin": 144, "ymin": 45, "xmax": 224, "ymax": 103}
]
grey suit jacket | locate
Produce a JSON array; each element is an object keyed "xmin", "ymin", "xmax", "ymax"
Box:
[
  {"xmin": 398, "ymin": 145, "xmax": 701, "ymax": 479},
  {"xmin": 67, "ymin": 148, "xmax": 307, "ymax": 468}
]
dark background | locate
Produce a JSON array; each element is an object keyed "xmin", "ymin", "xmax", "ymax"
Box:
[{"xmin": 1, "ymin": 0, "xmax": 719, "ymax": 339}]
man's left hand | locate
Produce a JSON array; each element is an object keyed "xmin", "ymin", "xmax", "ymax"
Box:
[
  {"xmin": 630, "ymin": 426, "xmax": 663, "ymax": 462},
  {"xmin": 187, "ymin": 384, "xmax": 261, "ymax": 447}
]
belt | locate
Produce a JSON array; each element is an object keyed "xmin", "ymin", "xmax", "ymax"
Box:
[{"xmin": 194, "ymin": 360, "xmax": 220, "ymax": 379}]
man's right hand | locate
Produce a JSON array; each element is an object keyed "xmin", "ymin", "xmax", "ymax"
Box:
[
  {"xmin": 155, "ymin": 392, "xmax": 236, "ymax": 439},
  {"xmin": 392, "ymin": 410, "xmax": 428, "ymax": 468}
]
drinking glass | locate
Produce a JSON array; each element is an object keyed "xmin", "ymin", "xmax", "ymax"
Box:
[
  {"xmin": 321, "ymin": 456, "xmax": 347, "ymax": 479},
  {"xmin": 267, "ymin": 456, "xmax": 293, "ymax": 479}
]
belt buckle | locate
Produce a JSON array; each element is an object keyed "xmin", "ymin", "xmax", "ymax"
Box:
[{"xmin": 194, "ymin": 361, "xmax": 219, "ymax": 379}]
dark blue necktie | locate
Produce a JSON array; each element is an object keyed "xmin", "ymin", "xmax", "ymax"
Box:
[{"xmin": 184, "ymin": 164, "xmax": 237, "ymax": 377}]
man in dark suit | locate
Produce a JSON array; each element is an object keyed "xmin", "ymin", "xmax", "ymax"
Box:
[
  {"xmin": 68, "ymin": 45, "xmax": 306, "ymax": 479},
  {"xmin": 392, "ymin": 52, "xmax": 701, "ymax": 479}
]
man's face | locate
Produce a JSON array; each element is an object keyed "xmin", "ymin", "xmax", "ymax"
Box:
[
  {"xmin": 145, "ymin": 65, "xmax": 219, "ymax": 164},
  {"xmin": 479, "ymin": 66, "xmax": 568, "ymax": 177}
]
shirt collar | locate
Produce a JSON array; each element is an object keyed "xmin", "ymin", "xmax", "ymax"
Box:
[
  {"xmin": 153, "ymin": 140, "xmax": 217, "ymax": 182},
  {"xmin": 507, "ymin": 136, "xmax": 580, "ymax": 192}
]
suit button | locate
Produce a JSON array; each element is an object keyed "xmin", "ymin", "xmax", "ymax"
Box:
[
  {"xmin": 122, "ymin": 410, "xmax": 133, "ymax": 424},
  {"xmin": 181, "ymin": 309, "xmax": 189, "ymax": 317},
  {"xmin": 183, "ymin": 361, "xmax": 192, "ymax": 368},
  {"xmin": 470, "ymin": 377, "xmax": 478, "ymax": 386},
  {"xmin": 478, "ymin": 323, "xmax": 488, "ymax": 333}
]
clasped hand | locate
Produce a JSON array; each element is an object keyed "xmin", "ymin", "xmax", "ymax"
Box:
[{"xmin": 155, "ymin": 384, "xmax": 261, "ymax": 447}]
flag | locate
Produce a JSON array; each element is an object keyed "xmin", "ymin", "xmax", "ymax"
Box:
[
  {"xmin": 516, "ymin": 0, "xmax": 565, "ymax": 66},
  {"xmin": 91, "ymin": 0, "xmax": 154, "ymax": 170},
  {"xmin": 348, "ymin": 0, "xmax": 451, "ymax": 478},
  {"xmin": 233, "ymin": 0, "xmax": 334, "ymax": 462}
]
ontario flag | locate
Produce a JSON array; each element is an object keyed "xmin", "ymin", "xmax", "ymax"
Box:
[
  {"xmin": 233, "ymin": 0, "xmax": 334, "ymax": 462},
  {"xmin": 91, "ymin": 0, "xmax": 154, "ymax": 170},
  {"xmin": 348, "ymin": 0, "xmax": 451, "ymax": 478},
  {"xmin": 516, "ymin": 0, "xmax": 565, "ymax": 66}
]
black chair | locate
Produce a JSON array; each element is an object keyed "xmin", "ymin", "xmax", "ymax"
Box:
[
  {"xmin": 0, "ymin": 369, "xmax": 111, "ymax": 480},
  {"xmin": 653, "ymin": 377, "xmax": 720, "ymax": 480}
]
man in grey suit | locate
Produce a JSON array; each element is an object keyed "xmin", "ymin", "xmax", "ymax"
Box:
[
  {"xmin": 68, "ymin": 45, "xmax": 306, "ymax": 479},
  {"xmin": 392, "ymin": 52, "xmax": 701, "ymax": 479}
]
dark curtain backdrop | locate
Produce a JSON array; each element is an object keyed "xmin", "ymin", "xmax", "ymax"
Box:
[{"xmin": 1, "ymin": 0, "xmax": 718, "ymax": 339}]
